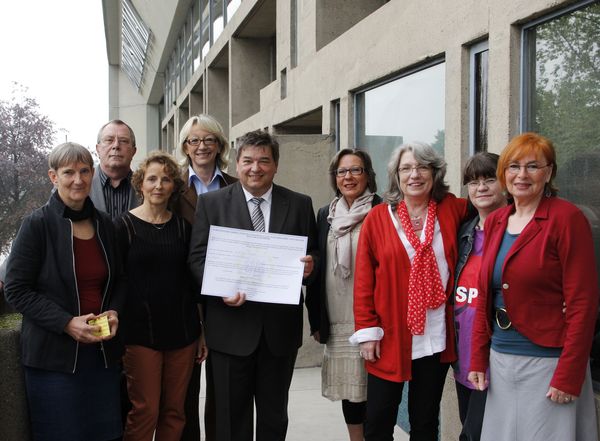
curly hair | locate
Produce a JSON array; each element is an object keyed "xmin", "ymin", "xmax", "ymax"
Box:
[{"xmin": 131, "ymin": 151, "xmax": 185, "ymax": 204}]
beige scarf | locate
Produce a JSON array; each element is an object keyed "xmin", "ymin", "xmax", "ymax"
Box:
[{"xmin": 328, "ymin": 190, "xmax": 374, "ymax": 278}]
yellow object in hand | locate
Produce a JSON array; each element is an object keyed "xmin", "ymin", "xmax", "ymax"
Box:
[{"xmin": 89, "ymin": 315, "xmax": 110, "ymax": 337}]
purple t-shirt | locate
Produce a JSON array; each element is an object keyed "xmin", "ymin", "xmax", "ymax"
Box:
[{"xmin": 454, "ymin": 229, "xmax": 484, "ymax": 388}]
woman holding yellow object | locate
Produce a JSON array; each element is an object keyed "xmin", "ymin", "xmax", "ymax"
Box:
[{"xmin": 5, "ymin": 142, "xmax": 124, "ymax": 441}]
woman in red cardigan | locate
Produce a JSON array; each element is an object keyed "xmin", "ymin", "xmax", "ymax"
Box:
[
  {"xmin": 352, "ymin": 142, "xmax": 467, "ymax": 441},
  {"xmin": 468, "ymin": 133, "xmax": 598, "ymax": 440}
]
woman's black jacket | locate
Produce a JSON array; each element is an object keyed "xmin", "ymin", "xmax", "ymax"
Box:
[{"xmin": 4, "ymin": 194, "xmax": 125, "ymax": 373}]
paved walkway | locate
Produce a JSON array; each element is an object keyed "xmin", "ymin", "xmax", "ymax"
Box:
[{"xmin": 199, "ymin": 366, "xmax": 410, "ymax": 440}]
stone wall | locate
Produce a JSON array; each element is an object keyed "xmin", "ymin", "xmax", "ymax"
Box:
[{"xmin": 0, "ymin": 317, "xmax": 31, "ymax": 441}]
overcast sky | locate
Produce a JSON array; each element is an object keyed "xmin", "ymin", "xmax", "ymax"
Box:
[{"xmin": 0, "ymin": 1, "xmax": 107, "ymax": 150}]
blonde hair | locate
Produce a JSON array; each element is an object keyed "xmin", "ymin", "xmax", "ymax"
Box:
[{"xmin": 178, "ymin": 114, "xmax": 230, "ymax": 170}]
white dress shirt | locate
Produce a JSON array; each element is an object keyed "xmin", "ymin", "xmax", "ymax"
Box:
[
  {"xmin": 241, "ymin": 185, "xmax": 273, "ymax": 232},
  {"xmin": 388, "ymin": 204, "xmax": 448, "ymax": 360}
]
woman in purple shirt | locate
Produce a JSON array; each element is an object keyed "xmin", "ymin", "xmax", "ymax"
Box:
[{"xmin": 453, "ymin": 153, "xmax": 506, "ymax": 440}]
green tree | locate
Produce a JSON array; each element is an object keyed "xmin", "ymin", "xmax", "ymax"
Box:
[
  {"xmin": 431, "ymin": 129, "xmax": 445, "ymax": 155},
  {"xmin": 532, "ymin": 2, "xmax": 600, "ymax": 166},
  {"xmin": 0, "ymin": 84, "xmax": 55, "ymax": 255}
]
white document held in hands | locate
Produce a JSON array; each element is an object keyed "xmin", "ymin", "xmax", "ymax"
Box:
[{"xmin": 201, "ymin": 225, "xmax": 308, "ymax": 305}]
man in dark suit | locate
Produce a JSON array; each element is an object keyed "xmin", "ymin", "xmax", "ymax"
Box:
[{"xmin": 188, "ymin": 129, "xmax": 318, "ymax": 441}]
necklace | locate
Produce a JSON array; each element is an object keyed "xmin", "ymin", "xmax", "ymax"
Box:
[
  {"xmin": 151, "ymin": 222, "xmax": 168, "ymax": 230},
  {"xmin": 410, "ymin": 215, "xmax": 423, "ymax": 230}
]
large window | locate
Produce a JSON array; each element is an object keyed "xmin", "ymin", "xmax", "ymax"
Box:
[
  {"xmin": 163, "ymin": 0, "xmax": 241, "ymax": 116},
  {"xmin": 522, "ymin": 0, "xmax": 600, "ymax": 385},
  {"xmin": 355, "ymin": 61, "xmax": 446, "ymax": 192}
]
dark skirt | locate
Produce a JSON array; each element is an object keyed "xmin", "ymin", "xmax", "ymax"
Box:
[{"xmin": 25, "ymin": 344, "xmax": 122, "ymax": 441}]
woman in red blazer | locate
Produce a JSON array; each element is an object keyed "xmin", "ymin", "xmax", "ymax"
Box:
[
  {"xmin": 352, "ymin": 142, "xmax": 467, "ymax": 440},
  {"xmin": 468, "ymin": 133, "xmax": 599, "ymax": 441}
]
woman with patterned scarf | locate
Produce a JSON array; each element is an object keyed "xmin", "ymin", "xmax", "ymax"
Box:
[
  {"xmin": 306, "ymin": 148, "xmax": 381, "ymax": 441},
  {"xmin": 351, "ymin": 142, "xmax": 467, "ymax": 441}
]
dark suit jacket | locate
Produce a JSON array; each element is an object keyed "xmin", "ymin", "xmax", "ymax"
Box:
[
  {"xmin": 173, "ymin": 169, "xmax": 238, "ymax": 224},
  {"xmin": 188, "ymin": 182, "xmax": 318, "ymax": 357},
  {"xmin": 305, "ymin": 194, "xmax": 382, "ymax": 344}
]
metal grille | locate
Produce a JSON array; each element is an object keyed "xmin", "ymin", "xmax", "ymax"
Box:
[{"xmin": 121, "ymin": 0, "xmax": 151, "ymax": 90}]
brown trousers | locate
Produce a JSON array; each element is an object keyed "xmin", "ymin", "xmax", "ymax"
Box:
[{"xmin": 123, "ymin": 341, "xmax": 197, "ymax": 441}]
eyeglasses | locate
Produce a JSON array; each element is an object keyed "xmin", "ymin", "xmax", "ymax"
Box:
[
  {"xmin": 467, "ymin": 178, "xmax": 497, "ymax": 189},
  {"xmin": 186, "ymin": 136, "xmax": 218, "ymax": 147},
  {"xmin": 506, "ymin": 163, "xmax": 550, "ymax": 175},
  {"xmin": 398, "ymin": 165, "xmax": 431, "ymax": 175},
  {"xmin": 100, "ymin": 137, "xmax": 132, "ymax": 147},
  {"xmin": 333, "ymin": 166, "xmax": 365, "ymax": 177}
]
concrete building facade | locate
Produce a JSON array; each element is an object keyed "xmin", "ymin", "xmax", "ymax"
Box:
[{"xmin": 102, "ymin": 0, "xmax": 600, "ymax": 437}]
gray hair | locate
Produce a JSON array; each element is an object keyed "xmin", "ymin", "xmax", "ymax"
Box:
[
  {"xmin": 96, "ymin": 119, "xmax": 136, "ymax": 147},
  {"xmin": 384, "ymin": 141, "xmax": 449, "ymax": 205},
  {"xmin": 48, "ymin": 142, "xmax": 94, "ymax": 170}
]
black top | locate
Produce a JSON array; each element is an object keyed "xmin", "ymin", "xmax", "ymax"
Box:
[
  {"xmin": 4, "ymin": 194, "xmax": 125, "ymax": 373},
  {"xmin": 115, "ymin": 213, "xmax": 200, "ymax": 350},
  {"xmin": 99, "ymin": 168, "xmax": 134, "ymax": 218}
]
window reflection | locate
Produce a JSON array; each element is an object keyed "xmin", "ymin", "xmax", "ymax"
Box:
[
  {"xmin": 523, "ymin": 1, "xmax": 600, "ymax": 386},
  {"xmin": 213, "ymin": 0, "xmax": 224, "ymax": 42},
  {"xmin": 227, "ymin": 0, "xmax": 241, "ymax": 20},
  {"xmin": 201, "ymin": 0, "xmax": 211, "ymax": 58},
  {"xmin": 470, "ymin": 42, "xmax": 488, "ymax": 153},
  {"xmin": 355, "ymin": 61, "xmax": 446, "ymax": 192},
  {"xmin": 192, "ymin": 2, "xmax": 201, "ymax": 71}
]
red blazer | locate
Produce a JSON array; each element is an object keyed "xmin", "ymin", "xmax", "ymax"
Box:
[
  {"xmin": 353, "ymin": 194, "xmax": 467, "ymax": 382},
  {"xmin": 470, "ymin": 196, "xmax": 599, "ymax": 396}
]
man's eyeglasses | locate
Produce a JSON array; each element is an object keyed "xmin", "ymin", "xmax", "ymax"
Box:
[
  {"xmin": 333, "ymin": 167, "xmax": 365, "ymax": 177},
  {"xmin": 100, "ymin": 137, "xmax": 132, "ymax": 147},
  {"xmin": 506, "ymin": 163, "xmax": 550, "ymax": 175},
  {"xmin": 467, "ymin": 178, "xmax": 497, "ymax": 189},
  {"xmin": 186, "ymin": 136, "xmax": 218, "ymax": 147}
]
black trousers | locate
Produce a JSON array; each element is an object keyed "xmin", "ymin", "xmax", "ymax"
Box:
[
  {"xmin": 455, "ymin": 380, "xmax": 486, "ymax": 441},
  {"xmin": 365, "ymin": 353, "xmax": 449, "ymax": 441},
  {"xmin": 210, "ymin": 335, "xmax": 297, "ymax": 441}
]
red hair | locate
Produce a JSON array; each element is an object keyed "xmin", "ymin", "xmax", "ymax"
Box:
[{"xmin": 497, "ymin": 132, "xmax": 558, "ymax": 195}]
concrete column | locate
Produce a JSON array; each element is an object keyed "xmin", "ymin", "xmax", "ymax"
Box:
[
  {"xmin": 207, "ymin": 66, "xmax": 230, "ymax": 131},
  {"xmin": 230, "ymin": 37, "xmax": 273, "ymax": 126}
]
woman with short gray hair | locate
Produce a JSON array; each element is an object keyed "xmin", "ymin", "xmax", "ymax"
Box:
[{"xmin": 5, "ymin": 142, "xmax": 125, "ymax": 441}]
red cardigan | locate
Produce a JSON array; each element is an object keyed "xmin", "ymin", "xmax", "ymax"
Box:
[
  {"xmin": 353, "ymin": 194, "xmax": 467, "ymax": 382},
  {"xmin": 470, "ymin": 196, "xmax": 599, "ymax": 396}
]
